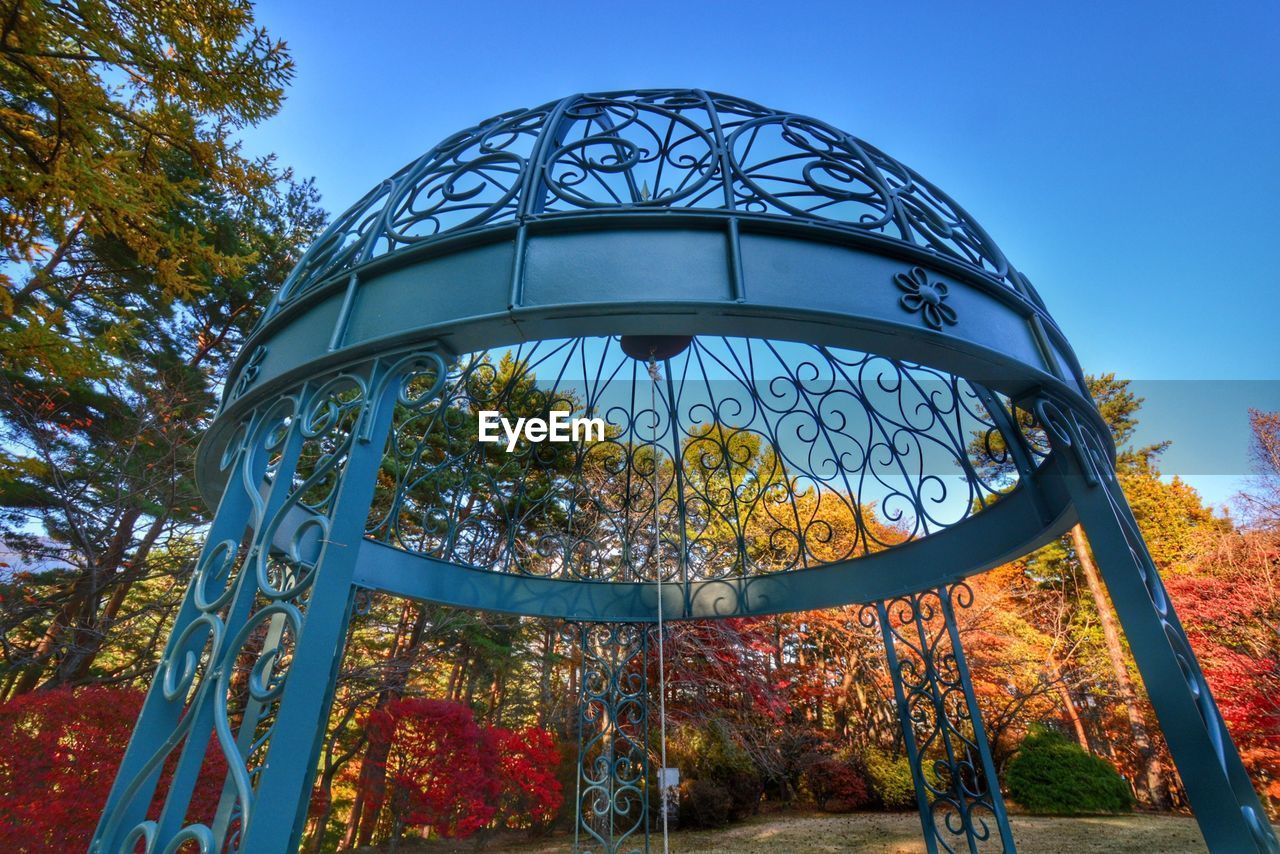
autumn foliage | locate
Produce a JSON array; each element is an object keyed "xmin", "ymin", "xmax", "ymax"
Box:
[
  {"xmin": 492, "ymin": 725, "xmax": 564, "ymax": 829},
  {"xmin": 362, "ymin": 698, "xmax": 562, "ymax": 842},
  {"xmin": 0, "ymin": 687, "xmax": 143, "ymax": 849},
  {"xmin": 0, "ymin": 686, "xmax": 226, "ymax": 850},
  {"xmin": 1165, "ymin": 544, "xmax": 1280, "ymax": 805}
]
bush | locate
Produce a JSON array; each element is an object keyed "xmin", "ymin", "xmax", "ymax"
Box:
[
  {"xmin": 363, "ymin": 698, "xmax": 563, "ymax": 841},
  {"xmin": 0, "ymin": 686, "xmax": 227, "ymax": 852},
  {"xmin": 0, "ymin": 687, "xmax": 143, "ymax": 850},
  {"xmin": 491, "ymin": 726, "xmax": 563, "ymax": 830},
  {"xmin": 680, "ymin": 778, "xmax": 734, "ymax": 828},
  {"xmin": 1006, "ymin": 727, "xmax": 1134, "ymax": 815},
  {"xmin": 804, "ymin": 758, "xmax": 871, "ymax": 812},
  {"xmin": 863, "ymin": 748, "xmax": 918, "ymax": 810},
  {"xmin": 366, "ymin": 698, "xmax": 498, "ymax": 839},
  {"xmin": 668, "ymin": 719, "xmax": 763, "ymax": 823}
]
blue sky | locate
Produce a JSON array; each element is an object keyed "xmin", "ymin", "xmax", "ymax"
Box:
[{"xmin": 244, "ymin": 0, "xmax": 1279, "ymax": 508}]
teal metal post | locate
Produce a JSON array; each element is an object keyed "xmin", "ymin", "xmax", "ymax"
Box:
[
  {"xmin": 92, "ymin": 396, "xmax": 306, "ymax": 852},
  {"xmin": 1038, "ymin": 395, "xmax": 1279, "ymax": 853},
  {"xmin": 569, "ymin": 622, "xmax": 652, "ymax": 854},
  {"xmin": 239, "ymin": 351, "xmax": 446, "ymax": 851},
  {"xmin": 867, "ymin": 585, "xmax": 1015, "ymax": 854}
]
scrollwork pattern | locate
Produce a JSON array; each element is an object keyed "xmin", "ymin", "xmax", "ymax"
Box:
[
  {"xmin": 564, "ymin": 622, "xmax": 651, "ymax": 854},
  {"xmin": 269, "ymin": 107, "xmax": 547, "ymax": 311},
  {"xmin": 860, "ymin": 584, "xmax": 1013, "ymax": 854},
  {"xmin": 542, "ymin": 93, "xmax": 721, "ymax": 211},
  {"xmin": 368, "ymin": 336, "xmax": 1027, "ymax": 583},
  {"xmin": 260, "ymin": 89, "xmax": 1026, "ymax": 322},
  {"xmin": 93, "ymin": 353, "xmax": 436, "ymax": 853}
]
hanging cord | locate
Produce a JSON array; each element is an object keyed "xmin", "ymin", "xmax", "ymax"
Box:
[{"xmin": 646, "ymin": 353, "xmax": 670, "ymax": 854}]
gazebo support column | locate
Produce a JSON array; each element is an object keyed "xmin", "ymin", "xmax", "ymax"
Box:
[
  {"xmin": 239, "ymin": 352, "xmax": 442, "ymax": 851},
  {"xmin": 1039, "ymin": 395, "xmax": 1279, "ymax": 854},
  {"xmin": 567, "ymin": 622, "xmax": 653, "ymax": 854},
  {"xmin": 91, "ymin": 351, "xmax": 445, "ymax": 853},
  {"xmin": 92, "ymin": 391, "xmax": 310, "ymax": 852},
  {"xmin": 864, "ymin": 584, "xmax": 1016, "ymax": 854}
]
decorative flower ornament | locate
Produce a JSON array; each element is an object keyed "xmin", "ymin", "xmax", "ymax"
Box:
[{"xmin": 894, "ymin": 266, "xmax": 958, "ymax": 330}]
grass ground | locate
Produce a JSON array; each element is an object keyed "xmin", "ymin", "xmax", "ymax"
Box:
[{"xmin": 363, "ymin": 809, "xmax": 1220, "ymax": 853}]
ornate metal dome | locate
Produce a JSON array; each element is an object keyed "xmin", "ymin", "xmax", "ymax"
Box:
[
  {"xmin": 263, "ymin": 89, "xmax": 1046, "ymax": 320},
  {"xmin": 95, "ymin": 90, "xmax": 1277, "ymax": 854}
]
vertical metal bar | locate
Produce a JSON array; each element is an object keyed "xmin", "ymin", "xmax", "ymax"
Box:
[
  {"xmin": 327, "ymin": 271, "xmax": 360, "ymax": 351},
  {"xmin": 909, "ymin": 592, "xmax": 974, "ymax": 853},
  {"xmin": 874, "ymin": 588, "xmax": 1016, "ymax": 854},
  {"xmin": 641, "ymin": 626, "xmax": 652, "ymax": 854},
  {"xmin": 940, "ymin": 587, "xmax": 1017, "ymax": 853},
  {"xmin": 508, "ymin": 224, "xmax": 529, "ymax": 310},
  {"xmin": 237, "ymin": 357, "xmax": 416, "ymax": 851},
  {"xmin": 92, "ymin": 399, "xmax": 304, "ymax": 851},
  {"xmin": 572, "ymin": 623, "xmax": 584, "ymax": 854},
  {"xmin": 574, "ymin": 623, "xmax": 651, "ymax": 854},
  {"xmin": 610, "ymin": 625, "xmax": 621, "ymax": 854},
  {"xmin": 149, "ymin": 406, "xmax": 310, "ymax": 845},
  {"xmin": 725, "ymin": 217, "xmax": 747, "ymax": 303},
  {"xmin": 661, "ymin": 361, "xmax": 691, "ymax": 617},
  {"xmin": 1026, "ymin": 314, "xmax": 1066, "ymax": 382},
  {"xmin": 873, "ymin": 601, "xmax": 939, "ymax": 854}
]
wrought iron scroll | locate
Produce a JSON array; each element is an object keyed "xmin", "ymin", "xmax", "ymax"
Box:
[
  {"xmin": 565, "ymin": 622, "xmax": 652, "ymax": 854},
  {"xmin": 93, "ymin": 351, "xmax": 445, "ymax": 854},
  {"xmin": 264, "ymin": 90, "xmax": 1032, "ymax": 318},
  {"xmin": 369, "ymin": 336, "xmax": 1027, "ymax": 583},
  {"xmin": 1035, "ymin": 396, "xmax": 1280, "ymax": 853},
  {"xmin": 861, "ymin": 584, "xmax": 1015, "ymax": 854}
]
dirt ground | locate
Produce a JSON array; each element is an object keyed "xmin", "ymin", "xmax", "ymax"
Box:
[{"xmin": 363, "ymin": 810, "xmax": 1223, "ymax": 853}]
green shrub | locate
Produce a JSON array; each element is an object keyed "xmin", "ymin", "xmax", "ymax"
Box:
[
  {"xmin": 1006, "ymin": 727, "xmax": 1134, "ymax": 815},
  {"xmin": 863, "ymin": 748, "xmax": 918, "ymax": 810},
  {"xmin": 680, "ymin": 778, "xmax": 734, "ymax": 828},
  {"xmin": 668, "ymin": 719, "xmax": 763, "ymax": 822}
]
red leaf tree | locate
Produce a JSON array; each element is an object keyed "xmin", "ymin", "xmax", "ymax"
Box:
[
  {"xmin": 491, "ymin": 725, "xmax": 563, "ymax": 830},
  {"xmin": 1166, "ymin": 555, "xmax": 1280, "ymax": 807},
  {"xmin": 365, "ymin": 698, "xmax": 498, "ymax": 842},
  {"xmin": 0, "ymin": 686, "xmax": 144, "ymax": 850},
  {"xmin": 361, "ymin": 698, "xmax": 562, "ymax": 845},
  {"xmin": 0, "ymin": 686, "xmax": 231, "ymax": 851}
]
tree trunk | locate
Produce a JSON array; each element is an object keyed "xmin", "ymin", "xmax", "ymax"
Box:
[
  {"xmin": 537, "ymin": 624, "xmax": 554, "ymax": 727},
  {"xmin": 9, "ymin": 594, "xmax": 79, "ymax": 695},
  {"xmin": 1072, "ymin": 523, "xmax": 1168, "ymax": 806},
  {"xmin": 52, "ymin": 513, "xmax": 170, "ymax": 686},
  {"xmin": 1048, "ymin": 657, "xmax": 1091, "ymax": 751},
  {"xmin": 344, "ymin": 603, "xmax": 431, "ymax": 848}
]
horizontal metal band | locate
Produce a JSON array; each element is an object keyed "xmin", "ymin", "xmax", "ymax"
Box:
[
  {"xmin": 344, "ymin": 454, "xmax": 1075, "ymax": 621},
  {"xmin": 200, "ymin": 222, "xmax": 1101, "ymax": 505}
]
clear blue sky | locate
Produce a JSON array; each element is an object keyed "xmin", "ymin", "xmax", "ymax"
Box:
[{"xmin": 245, "ymin": 0, "xmax": 1279, "ymax": 507}]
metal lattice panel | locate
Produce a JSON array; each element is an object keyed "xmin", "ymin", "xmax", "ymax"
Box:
[
  {"xmin": 367, "ymin": 336, "xmax": 1038, "ymax": 581},
  {"xmin": 265, "ymin": 89, "xmax": 1037, "ymax": 319}
]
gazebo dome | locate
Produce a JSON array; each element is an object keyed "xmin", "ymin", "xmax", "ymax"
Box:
[{"xmin": 263, "ymin": 89, "xmax": 1043, "ymax": 318}]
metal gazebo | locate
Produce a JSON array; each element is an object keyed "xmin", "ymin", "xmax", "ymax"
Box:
[{"xmin": 93, "ymin": 90, "xmax": 1277, "ymax": 853}]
